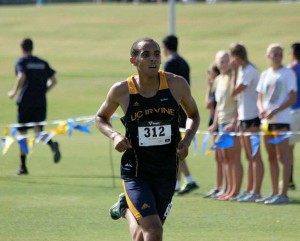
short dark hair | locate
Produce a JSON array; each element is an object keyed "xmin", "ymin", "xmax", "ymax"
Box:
[
  {"xmin": 291, "ymin": 43, "xmax": 300, "ymax": 61},
  {"xmin": 162, "ymin": 35, "xmax": 178, "ymax": 52},
  {"xmin": 21, "ymin": 38, "xmax": 33, "ymax": 52},
  {"xmin": 229, "ymin": 43, "xmax": 248, "ymax": 62},
  {"xmin": 130, "ymin": 37, "xmax": 158, "ymax": 57}
]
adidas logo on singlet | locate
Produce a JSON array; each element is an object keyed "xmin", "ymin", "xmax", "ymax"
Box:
[
  {"xmin": 133, "ymin": 101, "xmax": 140, "ymax": 107},
  {"xmin": 160, "ymin": 98, "xmax": 168, "ymax": 102},
  {"xmin": 141, "ymin": 203, "xmax": 150, "ymax": 210}
]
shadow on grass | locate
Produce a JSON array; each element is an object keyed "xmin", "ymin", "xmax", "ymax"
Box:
[
  {"xmin": 290, "ymin": 198, "xmax": 300, "ymax": 205},
  {"xmin": 0, "ymin": 175, "xmax": 121, "ymax": 189}
]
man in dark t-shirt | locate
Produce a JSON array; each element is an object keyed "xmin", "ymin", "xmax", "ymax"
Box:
[
  {"xmin": 8, "ymin": 38, "xmax": 61, "ymax": 175},
  {"xmin": 162, "ymin": 35, "xmax": 199, "ymax": 195}
]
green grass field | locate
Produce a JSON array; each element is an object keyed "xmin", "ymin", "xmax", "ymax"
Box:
[{"xmin": 1, "ymin": 2, "xmax": 300, "ymax": 241}]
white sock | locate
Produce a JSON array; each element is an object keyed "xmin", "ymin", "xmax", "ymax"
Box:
[
  {"xmin": 175, "ymin": 181, "xmax": 181, "ymax": 190},
  {"xmin": 184, "ymin": 176, "xmax": 194, "ymax": 184}
]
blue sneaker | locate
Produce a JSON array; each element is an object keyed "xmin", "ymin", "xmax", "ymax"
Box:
[
  {"xmin": 109, "ymin": 193, "xmax": 128, "ymax": 220},
  {"xmin": 239, "ymin": 193, "xmax": 262, "ymax": 203},
  {"xmin": 229, "ymin": 191, "xmax": 250, "ymax": 202},
  {"xmin": 264, "ymin": 195, "xmax": 289, "ymax": 205},
  {"xmin": 255, "ymin": 194, "xmax": 275, "ymax": 204}
]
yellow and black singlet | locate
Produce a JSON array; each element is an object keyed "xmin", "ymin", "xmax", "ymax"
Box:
[{"xmin": 120, "ymin": 71, "xmax": 181, "ymax": 180}]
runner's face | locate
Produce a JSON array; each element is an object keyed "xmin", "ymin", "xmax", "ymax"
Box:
[{"xmin": 133, "ymin": 41, "xmax": 161, "ymax": 75}]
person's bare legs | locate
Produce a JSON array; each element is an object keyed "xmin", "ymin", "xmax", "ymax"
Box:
[
  {"xmin": 179, "ymin": 160, "xmax": 190, "ymax": 177},
  {"xmin": 221, "ymin": 138, "xmax": 242, "ymax": 199},
  {"xmin": 175, "ymin": 161, "xmax": 189, "ymax": 192},
  {"xmin": 251, "ymin": 151, "xmax": 264, "ymax": 194},
  {"xmin": 139, "ymin": 215, "xmax": 163, "ymax": 241},
  {"xmin": 176, "ymin": 159, "xmax": 198, "ymax": 195},
  {"xmin": 215, "ymin": 149, "xmax": 224, "ymax": 190},
  {"xmin": 242, "ymin": 127, "xmax": 264, "ymax": 195},
  {"xmin": 217, "ymin": 149, "xmax": 233, "ymax": 200},
  {"xmin": 241, "ymin": 135, "xmax": 253, "ymax": 192},
  {"xmin": 205, "ymin": 139, "xmax": 225, "ymax": 198},
  {"xmin": 277, "ymin": 137, "xmax": 292, "ymax": 196},
  {"xmin": 264, "ymin": 134, "xmax": 279, "ymax": 196},
  {"xmin": 232, "ymin": 137, "xmax": 243, "ymax": 196},
  {"xmin": 125, "ymin": 210, "xmax": 144, "ymax": 241},
  {"xmin": 175, "ymin": 162, "xmax": 183, "ymax": 191},
  {"xmin": 125, "ymin": 209, "xmax": 163, "ymax": 241}
]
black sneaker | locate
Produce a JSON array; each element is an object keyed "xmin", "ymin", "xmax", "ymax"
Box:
[
  {"xmin": 16, "ymin": 167, "xmax": 28, "ymax": 175},
  {"xmin": 288, "ymin": 181, "xmax": 296, "ymax": 190},
  {"xmin": 109, "ymin": 193, "xmax": 128, "ymax": 220},
  {"xmin": 52, "ymin": 142, "xmax": 61, "ymax": 163},
  {"xmin": 203, "ymin": 188, "xmax": 220, "ymax": 198},
  {"xmin": 177, "ymin": 182, "xmax": 199, "ymax": 195}
]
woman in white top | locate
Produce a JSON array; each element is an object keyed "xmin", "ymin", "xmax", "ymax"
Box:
[
  {"xmin": 256, "ymin": 43, "xmax": 297, "ymax": 205},
  {"xmin": 209, "ymin": 51, "xmax": 242, "ymax": 201},
  {"xmin": 229, "ymin": 43, "xmax": 264, "ymax": 202}
]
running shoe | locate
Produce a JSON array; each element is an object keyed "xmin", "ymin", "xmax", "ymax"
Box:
[
  {"xmin": 229, "ymin": 191, "xmax": 250, "ymax": 202},
  {"xmin": 255, "ymin": 194, "xmax": 275, "ymax": 204},
  {"xmin": 177, "ymin": 182, "xmax": 199, "ymax": 195},
  {"xmin": 109, "ymin": 193, "xmax": 128, "ymax": 220},
  {"xmin": 203, "ymin": 188, "xmax": 220, "ymax": 198},
  {"xmin": 52, "ymin": 141, "xmax": 61, "ymax": 163},
  {"xmin": 238, "ymin": 193, "xmax": 262, "ymax": 203},
  {"xmin": 215, "ymin": 188, "xmax": 226, "ymax": 198},
  {"xmin": 264, "ymin": 195, "xmax": 289, "ymax": 205},
  {"xmin": 16, "ymin": 167, "xmax": 28, "ymax": 175},
  {"xmin": 288, "ymin": 181, "xmax": 296, "ymax": 190}
]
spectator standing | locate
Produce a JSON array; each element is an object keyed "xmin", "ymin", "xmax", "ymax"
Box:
[
  {"xmin": 203, "ymin": 63, "xmax": 225, "ymax": 198},
  {"xmin": 229, "ymin": 43, "xmax": 264, "ymax": 202},
  {"xmin": 209, "ymin": 50, "xmax": 242, "ymax": 201},
  {"xmin": 162, "ymin": 35, "xmax": 199, "ymax": 195},
  {"xmin": 256, "ymin": 43, "xmax": 297, "ymax": 204},
  {"xmin": 288, "ymin": 42, "xmax": 300, "ymax": 190},
  {"xmin": 8, "ymin": 38, "xmax": 61, "ymax": 175}
]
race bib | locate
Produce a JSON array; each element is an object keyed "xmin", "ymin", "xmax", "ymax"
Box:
[{"xmin": 138, "ymin": 120, "xmax": 171, "ymax": 146}]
